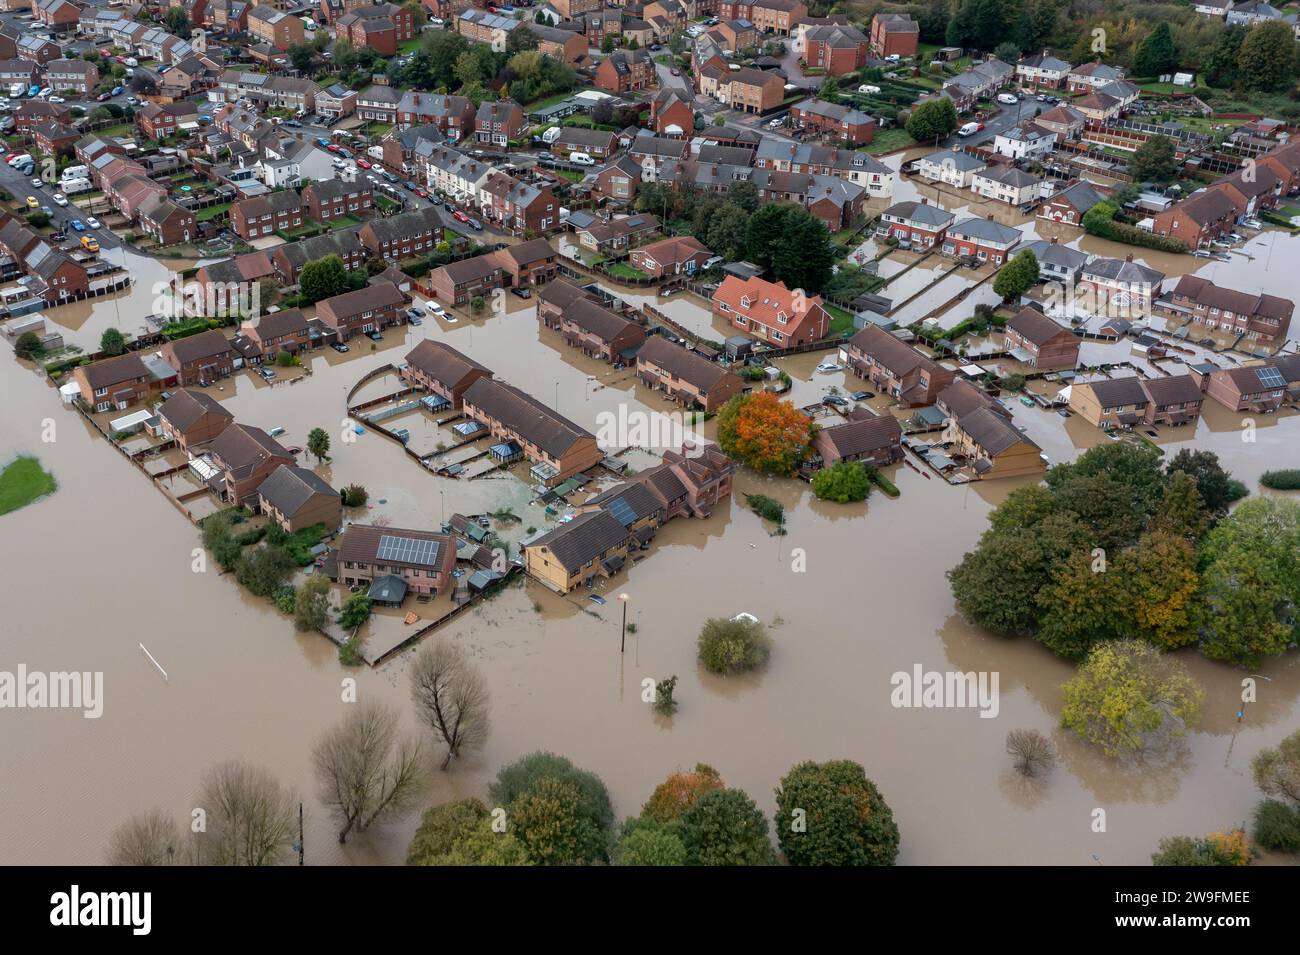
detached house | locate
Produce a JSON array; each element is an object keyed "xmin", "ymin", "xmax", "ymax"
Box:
[
  {"xmin": 595, "ymin": 48, "xmax": 655, "ymax": 93},
  {"xmin": 74, "ymin": 352, "xmax": 153, "ymax": 412},
  {"xmin": 256, "ymin": 465, "xmax": 341, "ymax": 534},
  {"xmin": 1004, "ymin": 307, "xmax": 1080, "ymax": 369},
  {"xmin": 336, "ymin": 524, "xmax": 458, "ymax": 598},
  {"xmin": 157, "ymin": 388, "xmax": 234, "ymax": 450},
  {"xmin": 845, "ymin": 325, "xmax": 955, "ymax": 407},
  {"xmin": 712, "ymin": 275, "xmax": 831, "ymax": 347}
]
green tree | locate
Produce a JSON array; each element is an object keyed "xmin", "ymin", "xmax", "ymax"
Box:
[
  {"xmin": 1034, "ymin": 551, "xmax": 1125, "ymax": 659},
  {"xmin": 1237, "ymin": 20, "xmax": 1297, "ymax": 91},
  {"xmin": 508, "ymin": 776, "xmax": 609, "ymax": 865},
  {"xmin": 811, "ymin": 461, "xmax": 872, "ymax": 503},
  {"xmin": 100, "ymin": 327, "xmax": 127, "ymax": 356},
  {"xmin": 994, "ymin": 41, "xmax": 1022, "ymax": 65},
  {"xmin": 774, "ymin": 760, "xmax": 900, "ymax": 865},
  {"xmin": 1114, "ymin": 531, "xmax": 1200, "ymax": 650},
  {"xmin": 613, "ymin": 817, "xmax": 688, "ymax": 865},
  {"xmin": 1133, "ymin": 23, "xmax": 1177, "ymax": 77},
  {"xmin": 704, "ymin": 202, "xmax": 749, "ymax": 260},
  {"xmin": 14, "ymin": 332, "xmax": 43, "ymax": 360},
  {"xmin": 287, "ymin": 43, "xmax": 316, "ymax": 74},
  {"xmin": 299, "ymin": 255, "xmax": 350, "ymax": 305},
  {"xmin": 201, "ymin": 512, "xmax": 243, "ymax": 571},
  {"xmin": 743, "ymin": 203, "xmax": 835, "ymax": 292},
  {"xmin": 992, "ymin": 249, "xmax": 1040, "ymax": 300},
  {"xmin": 1060, "ymin": 640, "xmax": 1204, "ymax": 757},
  {"xmin": 438, "ymin": 819, "xmax": 532, "ymax": 865},
  {"xmin": 164, "ymin": 7, "xmax": 190, "ymax": 35},
  {"xmin": 338, "ymin": 593, "xmax": 372, "ymax": 630},
  {"xmin": 1164, "ymin": 448, "xmax": 1242, "ymax": 518},
  {"xmin": 1152, "ymin": 831, "xmax": 1252, "ymax": 866},
  {"xmin": 679, "ymin": 788, "xmax": 775, "ymax": 866},
  {"xmin": 234, "ymin": 544, "xmax": 295, "ymax": 597},
  {"xmin": 1149, "ymin": 470, "xmax": 1209, "ymax": 541},
  {"xmin": 1252, "ymin": 800, "xmax": 1300, "ymax": 854},
  {"xmin": 293, "ymin": 575, "xmax": 330, "ymax": 633},
  {"xmin": 905, "ymin": 96, "xmax": 958, "ymax": 143},
  {"xmin": 817, "ymin": 76, "xmax": 839, "ymax": 103},
  {"xmin": 1252, "ymin": 729, "xmax": 1300, "ymax": 807},
  {"xmin": 307, "ymin": 427, "xmax": 330, "ymax": 462},
  {"xmin": 407, "ymin": 798, "xmax": 489, "ymax": 864},
  {"xmin": 697, "ymin": 615, "xmax": 772, "ymax": 675},
  {"xmin": 1129, "ymin": 134, "xmax": 1178, "ymax": 184},
  {"xmin": 490, "ymin": 752, "xmax": 614, "ymax": 830},
  {"xmin": 1205, "ymin": 25, "xmax": 1245, "ymax": 87}
]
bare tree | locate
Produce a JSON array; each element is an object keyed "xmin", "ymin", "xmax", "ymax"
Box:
[
  {"xmin": 106, "ymin": 808, "xmax": 181, "ymax": 865},
  {"xmin": 191, "ymin": 760, "xmax": 298, "ymax": 866},
  {"xmin": 1006, "ymin": 729, "xmax": 1058, "ymax": 778},
  {"xmin": 312, "ymin": 701, "xmax": 425, "ymax": 844},
  {"xmin": 409, "ymin": 639, "xmax": 491, "ymax": 770}
]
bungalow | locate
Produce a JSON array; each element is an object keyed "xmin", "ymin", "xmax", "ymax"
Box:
[
  {"xmin": 336, "ymin": 524, "xmax": 458, "ymax": 598},
  {"xmin": 315, "ymin": 281, "xmax": 405, "ymax": 340},
  {"xmin": 970, "ymin": 166, "xmax": 1047, "ymax": 207},
  {"xmin": 401, "ymin": 340, "xmax": 492, "ymax": 409},
  {"xmin": 161, "ymin": 329, "xmax": 237, "ymax": 386},
  {"xmin": 630, "ymin": 235, "xmax": 712, "ymax": 278},
  {"xmin": 575, "ymin": 214, "xmax": 661, "ymax": 254},
  {"xmin": 711, "ymin": 274, "xmax": 831, "ymax": 347},
  {"xmin": 844, "ymin": 324, "xmax": 955, "ymax": 407},
  {"xmin": 157, "ymin": 388, "xmax": 234, "ymax": 450},
  {"xmin": 876, "ymin": 199, "xmax": 954, "ymax": 248},
  {"xmin": 915, "ymin": 149, "xmax": 987, "ymax": 188},
  {"xmin": 74, "ymin": 352, "xmax": 153, "ymax": 412},
  {"xmin": 206, "ymin": 424, "xmax": 296, "ymax": 504},
  {"xmin": 1038, "ymin": 179, "xmax": 1105, "ymax": 226},
  {"xmin": 942, "ymin": 217, "xmax": 1023, "ymax": 264},
  {"xmin": 256, "ymin": 465, "xmax": 342, "ymax": 534},
  {"xmin": 1158, "ymin": 274, "xmax": 1293, "ymax": 346},
  {"xmin": 558, "ymin": 298, "xmax": 647, "ymax": 365},
  {"xmin": 1139, "ymin": 374, "xmax": 1204, "ymax": 427},
  {"xmin": 790, "ymin": 99, "xmax": 876, "ymax": 146},
  {"xmin": 551, "ymin": 126, "xmax": 618, "ymax": 160},
  {"xmin": 461, "ymin": 377, "xmax": 604, "ymax": 485},
  {"xmin": 1003, "ymin": 307, "xmax": 1080, "ymax": 369},
  {"xmin": 810, "ymin": 414, "xmax": 903, "ymax": 468},
  {"xmin": 524, "ymin": 510, "xmax": 633, "ymax": 593},
  {"xmin": 1067, "ymin": 376, "xmax": 1150, "ymax": 430},
  {"xmin": 636, "ymin": 336, "xmax": 743, "ymax": 412},
  {"xmin": 937, "ymin": 379, "xmax": 1044, "ymax": 478}
]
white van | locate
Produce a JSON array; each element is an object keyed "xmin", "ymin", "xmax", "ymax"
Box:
[
  {"xmin": 61, "ymin": 164, "xmax": 89, "ymax": 182},
  {"xmin": 124, "ymin": 57, "xmax": 138, "ymax": 68},
  {"xmin": 569, "ymin": 152, "xmax": 595, "ymax": 166},
  {"xmin": 540, "ymin": 126, "xmax": 562, "ymax": 144},
  {"xmin": 8, "ymin": 83, "xmax": 22, "ymax": 98},
  {"xmin": 957, "ymin": 122, "xmax": 980, "ymax": 137},
  {"xmin": 996, "ymin": 92, "xmax": 1019, "ymax": 105}
]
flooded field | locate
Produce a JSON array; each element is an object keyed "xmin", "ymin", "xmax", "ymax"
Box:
[{"xmin": 3, "ymin": 242, "xmax": 1300, "ymax": 868}]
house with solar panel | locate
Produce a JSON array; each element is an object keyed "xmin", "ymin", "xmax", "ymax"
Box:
[
  {"xmin": 1195, "ymin": 358, "xmax": 1299, "ymax": 413},
  {"xmin": 335, "ymin": 524, "xmax": 458, "ymax": 603}
]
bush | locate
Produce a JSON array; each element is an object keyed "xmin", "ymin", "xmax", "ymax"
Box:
[
  {"xmin": 697, "ymin": 616, "xmax": 772, "ymax": 675},
  {"xmin": 811, "ymin": 461, "xmax": 872, "ymax": 503},
  {"xmin": 341, "ymin": 483, "xmax": 368, "ymax": 507},
  {"xmin": 273, "ymin": 585, "xmax": 296, "ymax": 614},
  {"xmin": 774, "ymin": 760, "xmax": 900, "ymax": 865},
  {"xmin": 1261, "ymin": 469, "xmax": 1300, "ymax": 490},
  {"xmin": 1252, "ymin": 799, "xmax": 1300, "ymax": 853},
  {"xmin": 744, "ymin": 493, "xmax": 784, "ymax": 523}
]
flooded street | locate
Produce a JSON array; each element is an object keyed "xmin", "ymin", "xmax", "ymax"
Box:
[{"xmin": 3, "ymin": 241, "xmax": 1300, "ymax": 866}]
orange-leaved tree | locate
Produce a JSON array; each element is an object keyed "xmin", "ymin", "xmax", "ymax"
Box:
[{"xmin": 716, "ymin": 392, "xmax": 813, "ymax": 476}]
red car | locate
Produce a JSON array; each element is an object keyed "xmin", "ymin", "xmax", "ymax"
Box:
[
  {"xmin": 415, "ymin": 188, "xmax": 428, "ymax": 198},
  {"xmin": 357, "ymin": 158, "xmax": 371, "ymax": 169},
  {"xmin": 976, "ymin": 122, "xmax": 985, "ymax": 131},
  {"xmin": 452, "ymin": 210, "xmax": 470, "ymax": 223},
  {"xmin": 327, "ymin": 143, "xmax": 341, "ymax": 152}
]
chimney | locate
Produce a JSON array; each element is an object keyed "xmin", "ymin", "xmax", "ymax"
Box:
[
  {"xmin": 986, "ymin": 213, "xmax": 994, "ymax": 220},
  {"xmin": 1050, "ymin": 236, "xmax": 1058, "ymax": 244},
  {"xmin": 1125, "ymin": 253, "xmax": 1133, "ymax": 262},
  {"xmin": 920, "ymin": 197, "xmax": 928, "ymax": 205}
]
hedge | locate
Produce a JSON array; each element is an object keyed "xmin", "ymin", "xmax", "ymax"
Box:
[{"xmin": 1261, "ymin": 469, "xmax": 1300, "ymax": 490}]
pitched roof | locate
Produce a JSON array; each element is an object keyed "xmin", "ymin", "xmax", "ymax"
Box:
[
  {"xmin": 637, "ymin": 336, "xmax": 735, "ymax": 391},
  {"xmin": 256, "ymin": 464, "xmax": 337, "ymax": 518},
  {"xmin": 1007, "ymin": 307, "xmax": 1071, "ymax": 346},
  {"xmin": 158, "ymin": 388, "xmax": 233, "ymax": 433},
  {"xmin": 1082, "ymin": 376, "xmax": 1149, "ymax": 407},
  {"xmin": 1140, "ymin": 374, "xmax": 1203, "ymax": 407},
  {"xmin": 167, "ymin": 328, "xmax": 234, "ymax": 364},
  {"xmin": 462, "ymin": 378, "xmax": 594, "ymax": 458},
  {"xmin": 817, "ymin": 415, "xmax": 902, "ymax": 458},
  {"xmin": 526, "ymin": 509, "xmax": 630, "ymax": 572},
  {"xmin": 403, "ymin": 340, "xmax": 491, "ymax": 388},
  {"xmin": 208, "ymin": 423, "xmax": 292, "ymax": 476},
  {"xmin": 338, "ymin": 524, "xmax": 453, "ymax": 569},
  {"xmin": 847, "ymin": 325, "xmax": 944, "ymax": 378},
  {"xmin": 80, "ymin": 351, "xmax": 149, "ymax": 390}
]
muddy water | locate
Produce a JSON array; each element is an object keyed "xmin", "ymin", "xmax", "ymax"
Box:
[{"xmin": 4, "ymin": 246, "xmax": 1300, "ymax": 866}]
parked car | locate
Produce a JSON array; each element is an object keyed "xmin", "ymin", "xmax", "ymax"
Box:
[
  {"xmin": 284, "ymin": 446, "xmax": 303, "ymax": 456},
  {"xmin": 407, "ymin": 307, "xmax": 424, "ymax": 319},
  {"xmin": 510, "ymin": 286, "xmax": 532, "ymax": 299},
  {"xmin": 70, "ymin": 220, "xmax": 84, "ymax": 232},
  {"xmin": 330, "ymin": 342, "xmax": 349, "ymax": 353},
  {"xmin": 29, "ymin": 178, "xmax": 40, "ymax": 188},
  {"xmin": 357, "ymin": 158, "xmax": 371, "ymax": 169},
  {"xmin": 268, "ymin": 426, "xmax": 286, "ymax": 437},
  {"xmin": 364, "ymin": 330, "xmax": 383, "ymax": 342},
  {"xmin": 86, "ymin": 217, "xmax": 101, "ymax": 229},
  {"xmin": 452, "ymin": 210, "xmax": 470, "ymax": 223},
  {"xmin": 25, "ymin": 196, "xmax": 38, "ymax": 209},
  {"xmin": 259, "ymin": 367, "xmax": 276, "ymax": 382},
  {"xmin": 429, "ymin": 303, "xmax": 446, "ymax": 318},
  {"xmin": 111, "ymin": 85, "xmax": 124, "ymax": 97},
  {"xmin": 467, "ymin": 219, "xmax": 483, "ymax": 231},
  {"xmin": 823, "ymin": 394, "xmax": 850, "ymax": 409},
  {"xmin": 52, "ymin": 193, "xmax": 67, "ymax": 206}
]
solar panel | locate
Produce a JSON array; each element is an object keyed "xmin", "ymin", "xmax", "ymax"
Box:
[
  {"xmin": 606, "ymin": 498, "xmax": 638, "ymax": 527},
  {"xmin": 376, "ymin": 534, "xmax": 440, "ymax": 567},
  {"xmin": 1256, "ymin": 367, "xmax": 1286, "ymax": 389}
]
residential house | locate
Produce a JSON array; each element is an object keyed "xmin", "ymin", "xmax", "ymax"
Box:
[
  {"xmin": 1150, "ymin": 187, "xmax": 1239, "ymax": 249},
  {"xmin": 232, "ymin": 308, "xmax": 311, "ymax": 364},
  {"xmin": 869, "ymin": 12, "xmax": 918, "ymax": 58},
  {"xmin": 1067, "ymin": 61, "xmax": 1125, "ymax": 92},
  {"xmin": 1004, "ymin": 307, "xmax": 1080, "ymax": 369},
  {"xmin": 1034, "ymin": 104, "xmax": 1086, "ymax": 140},
  {"xmin": 790, "ymin": 99, "xmax": 875, "ymax": 146},
  {"xmin": 970, "ymin": 166, "xmax": 1047, "ymax": 207},
  {"xmin": 803, "ymin": 23, "xmax": 869, "ymax": 75},
  {"xmin": 136, "ymin": 101, "xmax": 199, "ymax": 141},
  {"xmin": 478, "ymin": 173, "xmax": 559, "ymax": 234},
  {"xmin": 810, "ymin": 414, "xmax": 903, "ymax": 468},
  {"xmin": 359, "ymin": 206, "xmax": 442, "ymax": 260},
  {"xmin": 712, "ymin": 274, "xmax": 831, "ymax": 347},
  {"xmin": 636, "ymin": 335, "xmax": 746, "ymax": 410},
  {"xmin": 256, "ymin": 465, "xmax": 341, "ymax": 534},
  {"xmin": 595, "ymin": 154, "xmax": 643, "ymax": 202},
  {"xmin": 844, "ymin": 325, "xmax": 955, "ymax": 407},
  {"xmin": 1200, "ymin": 359, "xmax": 1298, "ymax": 412},
  {"xmin": 876, "ymin": 199, "xmax": 954, "ymax": 248},
  {"xmin": 1038, "ymin": 179, "xmax": 1105, "ymax": 226},
  {"xmin": 575, "ymin": 213, "xmax": 661, "ymax": 254},
  {"xmin": 474, "ymin": 99, "xmax": 525, "ymax": 147},
  {"xmin": 1078, "ymin": 256, "xmax": 1165, "ymax": 312},
  {"xmin": 1139, "ymin": 374, "xmax": 1204, "ymax": 426},
  {"xmin": 720, "ymin": 67, "xmax": 784, "ymax": 114},
  {"xmin": 157, "ymin": 388, "xmax": 234, "ymax": 450},
  {"xmin": 1067, "ymin": 376, "xmax": 1150, "ymax": 430},
  {"xmin": 43, "ymin": 58, "xmax": 97, "ymax": 94},
  {"xmin": 303, "ymin": 179, "xmax": 373, "ymax": 222},
  {"xmin": 595, "ymin": 48, "xmax": 656, "ymax": 94},
  {"xmin": 74, "ymin": 353, "xmax": 153, "ymax": 412},
  {"xmin": 942, "ymin": 216, "xmax": 1022, "ymax": 264},
  {"xmin": 915, "ymin": 149, "xmax": 986, "ymax": 188},
  {"xmin": 426, "ymin": 254, "xmax": 507, "ymax": 306},
  {"xmin": 992, "ymin": 124, "xmax": 1056, "ymax": 161},
  {"xmin": 271, "ymin": 229, "xmax": 366, "ymax": 284},
  {"xmin": 161, "ymin": 329, "xmax": 237, "ymax": 386},
  {"xmin": 230, "ymin": 191, "xmax": 304, "ymax": 240},
  {"xmin": 630, "ymin": 235, "xmax": 712, "ymax": 277},
  {"xmin": 336, "ymin": 524, "xmax": 458, "ymax": 597},
  {"xmin": 205, "ymin": 424, "xmax": 296, "ymax": 504},
  {"xmin": 456, "ymin": 8, "xmax": 518, "ymax": 51},
  {"xmin": 650, "ymin": 88, "xmax": 695, "ymax": 138},
  {"xmin": 397, "ymin": 92, "xmax": 475, "ymax": 141},
  {"xmin": 337, "ymin": 3, "xmax": 415, "ymax": 56},
  {"xmin": 1017, "ymin": 238, "xmax": 1091, "ymax": 285},
  {"xmin": 461, "ymin": 377, "xmax": 604, "ymax": 485},
  {"xmin": 558, "ymin": 298, "xmax": 647, "ymax": 364},
  {"xmin": 315, "ymin": 281, "xmax": 405, "ymax": 340},
  {"xmin": 492, "ymin": 238, "xmax": 559, "ymax": 286},
  {"xmin": 937, "ymin": 379, "xmax": 1044, "ymax": 478},
  {"xmin": 524, "ymin": 510, "xmax": 633, "ymax": 593},
  {"xmin": 550, "ymin": 126, "xmax": 618, "ymax": 160},
  {"xmin": 248, "ymin": 6, "xmax": 304, "ymax": 48},
  {"xmin": 1158, "ymin": 274, "xmax": 1293, "ymax": 346},
  {"xmin": 527, "ymin": 22, "xmax": 588, "ymax": 64},
  {"xmin": 35, "ymin": 0, "xmax": 80, "ymax": 32},
  {"xmin": 137, "ymin": 197, "xmax": 197, "ymax": 247},
  {"xmin": 401, "ymin": 340, "xmax": 493, "ymax": 408},
  {"xmin": 1016, "ymin": 51, "xmax": 1071, "ymax": 88}
]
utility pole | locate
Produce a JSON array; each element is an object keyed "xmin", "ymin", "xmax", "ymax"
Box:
[
  {"xmin": 297, "ymin": 802, "xmax": 304, "ymax": 866},
  {"xmin": 618, "ymin": 593, "xmax": 629, "ymax": 653}
]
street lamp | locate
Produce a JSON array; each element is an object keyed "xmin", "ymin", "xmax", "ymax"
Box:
[{"xmin": 618, "ymin": 593, "xmax": 629, "ymax": 653}]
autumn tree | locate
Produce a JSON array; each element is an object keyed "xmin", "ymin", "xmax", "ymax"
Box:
[
  {"xmin": 642, "ymin": 764, "xmax": 725, "ymax": 822},
  {"xmin": 1006, "ymin": 729, "xmax": 1057, "ymax": 778},
  {"xmin": 1060, "ymin": 640, "xmax": 1204, "ymax": 758},
  {"xmin": 1152, "ymin": 830, "xmax": 1252, "ymax": 866},
  {"xmin": 312, "ymin": 701, "xmax": 425, "ymax": 844},
  {"xmin": 774, "ymin": 760, "xmax": 900, "ymax": 866},
  {"xmin": 409, "ymin": 638, "xmax": 491, "ymax": 769},
  {"xmin": 716, "ymin": 392, "xmax": 813, "ymax": 475}
]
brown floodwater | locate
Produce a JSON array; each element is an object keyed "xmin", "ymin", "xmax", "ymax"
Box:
[{"xmin": 2, "ymin": 242, "xmax": 1299, "ymax": 867}]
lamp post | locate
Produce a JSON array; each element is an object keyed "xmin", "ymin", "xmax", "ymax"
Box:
[{"xmin": 618, "ymin": 592, "xmax": 629, "ymax": 653}]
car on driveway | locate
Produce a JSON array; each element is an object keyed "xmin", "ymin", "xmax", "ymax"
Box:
[
  {"xmin": 407, "ymin": 307, "xmax": 423, "ymax": 320},
  {"xmin": 111, "ymin": 86, "xmax": 124, "ymax": 96},
  {"xmin": 330, "ymin": 341, "xmax": 349, "ymax": 353},
  {"xmin": 364, "ymin": 330, "xmax": 383, "ymax": 342},
  {"xmin": 849, "ymin": 390, "xmax": 874, "ymax": 401},
  {"xmin": 510, "ymin": 286, "xmax": 532, "ymax": 299},
  {"xmin": 357, "ymin": 158, "xmax": 371, "ymax": 169},
  {"xmin": 259, "ymin": 367, "xmax": 276, "ymax": 381},
  {"xmin": 823, "ymin": 394, "xmax": 851, "ymax": 409}
]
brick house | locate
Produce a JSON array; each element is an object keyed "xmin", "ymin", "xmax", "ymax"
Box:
[
  {"xmin": 336, "ymin": 523, "xmax": 460, "ymax": 598},
  {"xmin": 937, "ymin": 380, "xmax": 1044, "ymax": 478},
  {"xmin": 558, "ymin": 298, "xmax": 646, "ymax": 364},
  {"xmin": 1067, "ymin": 377, "xmax": 1149, "ymax": 430},
  {"xmin": 461, "ymin": 377, "xmax": 603, "ymax": 485},
  {"xmin": 337, "ymin": 3, "xmax": 415, "ymax": 57},
  {"xmin": 1139, "ymin": 374, "xmax": 1203, "ymax": 427},
  {"xmin": 137, "ymin": 196, "xmax": 197, "ymax": 247},
  {"xmin": 474, "ymin": 99, "xmax": 525, "ymax": 147},
  {"xmin": 550, "ymin": 127, "xmax": 618, "ymax": 160},
  {"xmin": 272, "ymin": 229, "xmax": 366, "ymax": 284},
  {"xmin": 942, "ymin": 216, "xmax": 1023, "ymax": 265},
  {"xmin": 811, "ymin": 414, "xmax": 903, "ymax": 468},
  {"xmin": 248, "ymin": 7, "xmax": 305, "ymax": 49},
  {"xmin": 790, "ymin": 99, "xmax": 875, "ymax": 145},
  {"xmin": 14, "ymin": 99, "xmax": 70, "ymax": 132},
  {"xmin": 636, "ymin": 336, "xmax": 743, "ymax": 411},
  {"xmin": 724, "ymin": 68, "xmax": 785, "ymax": 114},
  {"xmin": 315, "ymin": 281, "xmax": 405, "ymax": 340},
  {"xmin": 720, "ymin": 0, "xmax": 807, "ymax": 35},
  {"xmin": 427, "ymin": 255, "xmax": 506, "ymax": 306},
  {"xmin": 397, "ymin": 92, "xmax": 475, "ymax": 141},
  {"xmin": 650, "ymin": 88, "xmax": 695, "ymax": 139},
  {"xmin": 206, "ymin": 424, "xmax": 296, "ymax": 505},
  {"xmin": 575, "ymin": 213, "xmax": 661, "ymax": 254},
  {"xmin": 492, "ymin": 238, "xmax": 558, "ymax": 287},
  {"xmin": 34, "ymin": 0, "xmax": 79, "ymax": 32},
  {"xmin": 595, "ymin": 48, "xmax": 656, "ymax": 93},
  {"xmin": 233, "ymin": 308, "xmax": 312, "ymax": 363},
  {"xmin": 161, "ymin": 329, "xmax": 237, "ymax": 386},
  {"xmin": 524, "ymin": 510, "xmax": 632, "ymax": 593},
  {"xmin": 230, "ymin": 191, "xmax": 304, "ymax": 240},
  {"xmin": 712, "ymin": 275, "xmax": 831, "ymax": 347},
  {"xmin": 869, "ymin": 12, "xmax": 918, "ymax": 57},
  {"xmin": 1200, "ymin": 359, "xmax": 1299, "ymax": 413},
  {"xmin": 1150, "ymin": 187, "xmax": 1239, "ymax": 250},
  {"xmin": 528, "ymin": 23, "xmax": 588, "ymax": 64},
  {"xmin": 303, "ymin": 179, "xmax": 373, "ymax": 222},
  {"xmin": 1078, "ymin": 256, "xmax": 1165, "ymax": 313},
  {"xmin": 74, "ymin": 353, "xmax": 153, "ymax": 411},
  {"xmin": 803, "ymin": 23, "xmax": 869, "ymax": 75},
  {"xmin": 1003, "ymin": 307, "xmax": 1080, "ymax": 370},
  {"xmin": 256, "ymin": 465, "xmax": 341, "ymax": 534},
  {"xmin": 1038, "ymin": 179, "xmax": 1105, "ymax": 226},
  {"xmin": 43, "ymin": 58, "xmax": 98, "ymax": 94},
  {"xmin": 157, "ymin": 388, "xmax": 234, "ymax": 450},
  {"xmin": 630, "ymin": 235, "xmax": 712, "ymax": 278},
  {"xmin": 478, "ymin": 173, "xmax": 559, "ymax": 234},
  {"xmin": 876, "ymin": 199, "xmax": 954, "ymax": 248},
  {"xmin": 401, "ymin": 340, "xmax": 492, "ymax": 409},
  {"xmin": 1158, "ymin": 274, "xmax": 1293, "ymax": 347},
  {"xmin": 1016, "ymin": 51, "xmax": 1071, "ymax": 88},
  {"xmin": 136, "ymin": 102, "xmax": 198, "ymax": 141},
  {"xmin": 845, "ymin": 325, "xmax": 955, "ymax": 407},
  {"xmin": 595, "ymin": 155, "xmax": 643, "ymax": 202},
  {"xmin": 359, "ymin": 206, "xmax": 442, "ymax": 260},
  {"xmin": 31, "ymin": 121, "xmax": 78, "ymax": 158}
]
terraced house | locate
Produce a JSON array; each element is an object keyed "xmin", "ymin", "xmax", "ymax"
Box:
[
  {"xmin": 557, "ymin": 298, "xmax": 647, "ymax": 365},
  {"xmin": 1067, "ymin": 376, "xmax": 1150, "ymax": 430},
  {"xmin": 811, "ymin": 414, "xmax": 903, "ymax": 468},
  {"xmin": 845, "ymin": 325, "xmax": 956, "ymax": 407},
  {"xmin": 232, "ymin": 308, "xmax": 312, "ymax": 364},
  {"xmin": 272, "ymin": 229, "xmax": 366, "ymax": 283},
  {"xmin": 397, "ymin": 92, "xmax": 475, "ymax": 140},
  {"xmin": 315, "ymin": 281, "xmax": 405, "ymax": 341},
  {"xmin": 1159, "ymin": 274, "xmax": 1294, "ymax": 346},
  {"xmin": 401, "ymin": 340, "xmax": 492, "ymax": 409},
  {"xmin": 719, "ymin": 0, "xmax": 808, "ymax": 34},
  {"xmin": 461, "ymin": 378, "xmax": 604, "ymax": 485},
  {"xmin": 937, "ymin": 380, "xmax": 1044, "ymax": 479},
  {"xmin": 636, "ymin": 337, "xmax": 744, "ymax": 412},
  {"xmin": 1197, "ymin": 358, "xmax": 1300, "ymax": 412},
  {"xmin": 359, "ymin": 207, "xmax": 442, "ymax": 260},
  {"xmin": 524, "ymin": 510, "xmax": 633, "ymax": 593},
  {"xmin": 303, "ymin": 179, "xmax": 373, "ymax": 222},
  {"xmin": 230, "ymin": 191, "xmax": 304, "ymax": 240}
]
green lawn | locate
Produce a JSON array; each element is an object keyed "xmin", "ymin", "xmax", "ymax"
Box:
[
  {"xmin": 865, "ymin": 127, "xmax": 916, "ymax": 154},
  {"xmin": 97, "ymin": 124, "xmax": 134, "ymax": 139},
  {"xmin": 397, "ymin": 37, "xmax": 423, "ymax": 55},
  {"xmin": 195, "ymin": 202, "xmax": 231, "ymax": 222},
  {"xmin": 605, "ymin": 262, "xmax": 647, "ymax": 281},
  {"xmin": 0, "ymin": 456, "xmax": 56, "ymax": 516},
  {"xmin": 551, "ymin": 167, "xmax": 585, "ymax": 183},
  {"xmin": 825, "ymin": 304, "xmax": 856, "ymax": 336},
  {"xmin": 326, "ymin": 214, "xmax": 361, "ymax": 230},
  {"xmin": 525, "ymin": 91, "xmax": 576, "ymax": 111}
]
